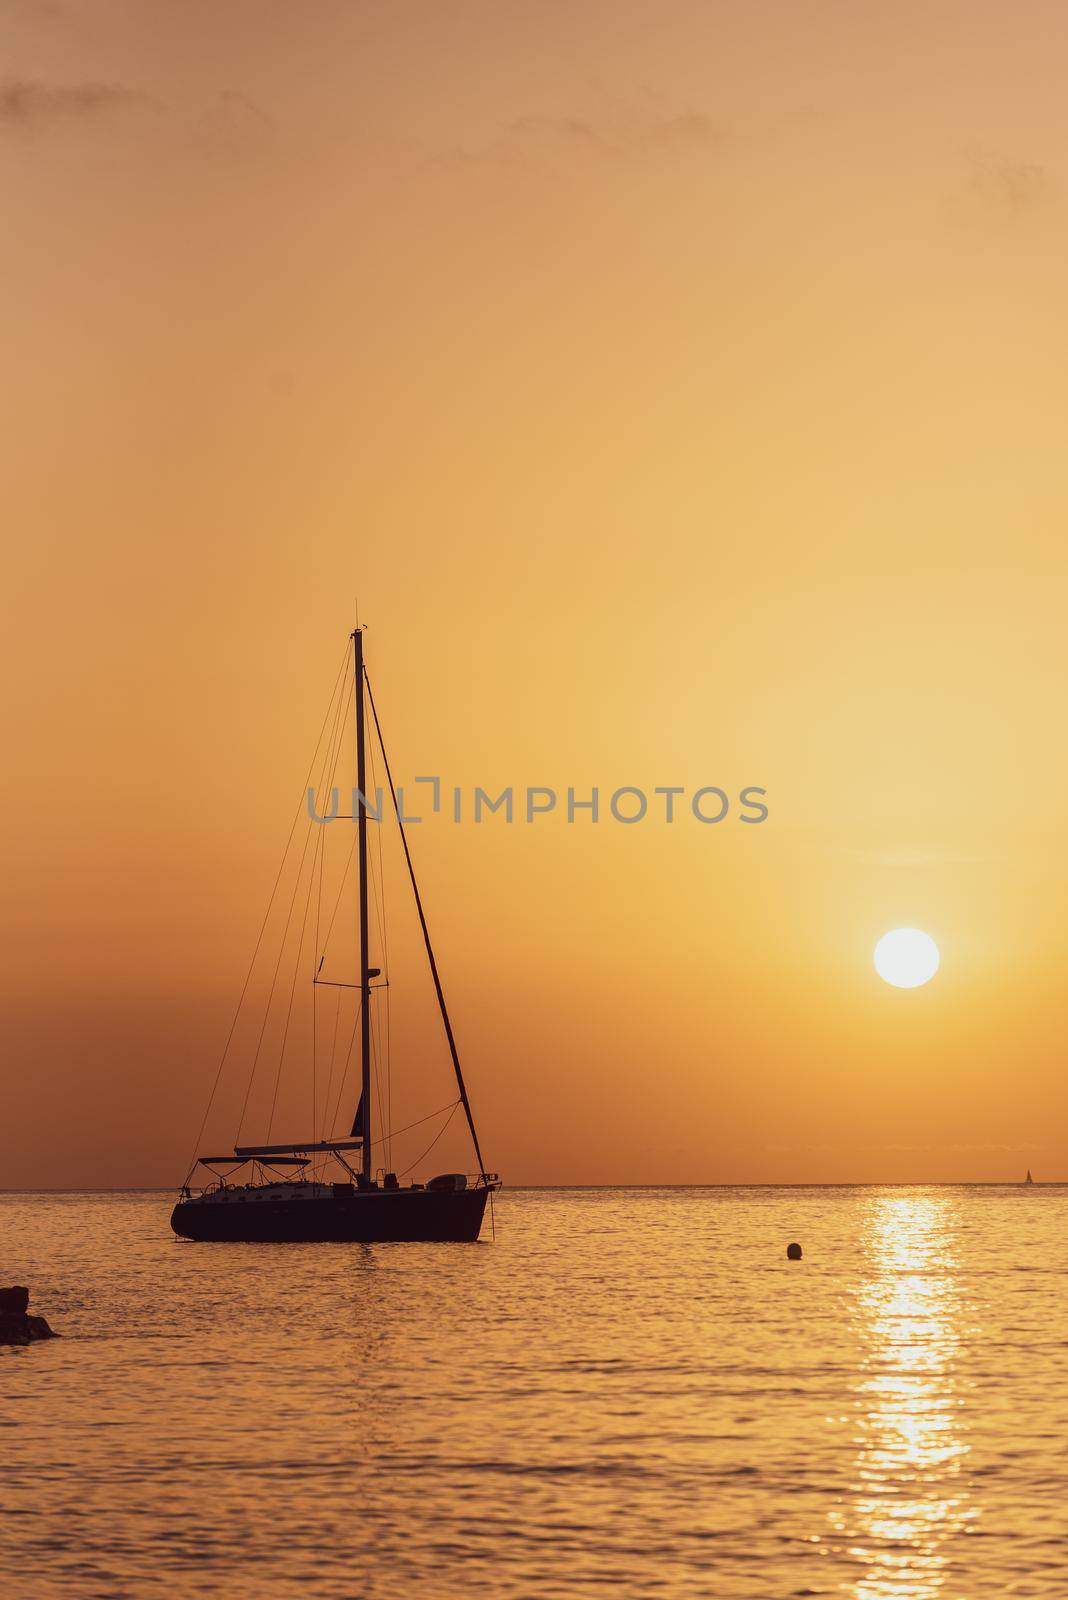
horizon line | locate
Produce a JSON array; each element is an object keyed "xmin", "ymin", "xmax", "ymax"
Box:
[{"xmin": 0, "ymin": 1179, "xmax": 1063, "ymax": 1195}]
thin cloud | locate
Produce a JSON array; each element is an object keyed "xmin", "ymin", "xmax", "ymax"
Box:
[
  {"xmin": 964, "ymin": 148, "xmax": 1052, "ymax": 215},
  {"xmin": 445, "ymin": 104, "xmax": 724, "ymax": 173},
  {"xmin": 190, "ymin": 89, "xmax": 276, "ymax": 159},
  {"xmin": 507, "ymin": 107, "xmax": 722, "ymax": 162},
  {"xmin": 0, "ymin": 79, "xmax": 154, "ymax": 129}
]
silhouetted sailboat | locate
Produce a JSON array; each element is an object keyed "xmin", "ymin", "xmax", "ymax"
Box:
[
  {"xmin": 171, "ymin": 628, "xmax": 500, "ymax": 1243},
  {"xmin": 1025, "ymin": 1169, "xmax": 1034, "ymax": 1185}
]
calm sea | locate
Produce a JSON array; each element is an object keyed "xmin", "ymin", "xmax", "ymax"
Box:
[{"xmin": 1, "ymin": 1186, "xmax": 1066, "ymax": 1598}]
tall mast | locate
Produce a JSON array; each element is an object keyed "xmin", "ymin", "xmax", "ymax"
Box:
[{"xmin": 353, "ymin": 628, "xmax": 372, "ymax": 1181}]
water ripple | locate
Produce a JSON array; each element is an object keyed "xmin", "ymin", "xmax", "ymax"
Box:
[{"xmin": 2, "ymin": 1186, "xmax": 1068, "ymax": 1597}]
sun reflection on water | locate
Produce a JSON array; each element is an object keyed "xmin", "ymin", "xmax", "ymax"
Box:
[{"xmin": 832, "ymin": 1193, "xmax": 976, "ymax": 1599}]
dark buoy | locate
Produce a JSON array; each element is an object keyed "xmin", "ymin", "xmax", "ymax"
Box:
[
  {"xmin": 786, "ymin": 1242, "xmax": 802, "ymax": 1260},
  {"xmin": 0, "ymin": 1286, "xmax": 58, "ymax": 1345}
]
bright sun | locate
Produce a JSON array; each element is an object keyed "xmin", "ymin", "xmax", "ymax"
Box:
[{"xmin": 874, "ymin": 927, "xmax": 940, "ymax": 989}]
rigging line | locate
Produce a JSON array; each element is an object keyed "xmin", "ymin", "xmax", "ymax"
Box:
[
  {"xmin": 368, "ymin": 1099, "xmax": 459, "ymax": 1150},
  {"xmin": 318, "ymin": 837, "xmax": 356, "ymax": 969},
  {"xmin": 364, "ymin": 798, "xmax": 388, "ymax": 977},
  {"xmin": 182, "ymin": 641, "xmax": 350, "ymax": 1183},
  {"xmin": 316, "ymin": 666, "xmax": 356, "ymax": 962},
  {"xmin": 367, "ymin": 725, "xmax": 391, "ymax": 1169},
  {"xmin": 369, "ymin": 997, "xmax": 385, "ymax": 1174},
  {"xmin": 312, "ymin": 710, "xmax": 343, "ymax": 1148},
  {"xmin": 397, "ymin": 1102, "xmax": 460, "ymax": 1179},
  {"xmin": 237, "ymin": 656, "xmax": 351, "ymax": 1143},
  {"xmin": 309, "ymin": 671, "xmax": 354, "ymax": 842},
  {"xmin": 364, "ymin": 792, "xmax": 390, "ymax": 1166},
  {"xmin": 323, "ymin": 667, "xmax": 355, "ymax": 834},
  {"xmin": 312, "ymin": 800, "xmax": 324, "ymax": 1154},
  {"xmin": 265, "ymin": 784, "xmax": 326, "ymax": 1142},
  {"xmin": 327, "ymin": 1001, "xmax": 361, "ymax": 1139},
  {"xmin": 363, "ymin": 669, "xmax": 488, "ymax": 1180},
  {"xmin": 319, "ymin": 977, "xmax": 343, "ymax": 1143},
  {"xmin": 268, "ymin": 665, "xmax": 351, "ymax": 1140},
  {"xmin": 366, "ymin": 725, "xmax": 389, "ymax": 972},
  {"xmin": 365, "ymin": 864, "xmax": 389, "ymax": 1158},
  {"xmin": 384, "ymin": 980, "xmax": 392, "ymax": 1173},
  {"xmin": 311, "ymin": 672, "xmax": 352, "ymax": 1155},
  {"xmin": 238, "ymin": 659, "xmax": 349, "ymax": 1142}
]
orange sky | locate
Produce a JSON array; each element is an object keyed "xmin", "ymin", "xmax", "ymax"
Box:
[{"xmin": 3, "ymin": 0, "xmax": 1068, "ymax": 1186}]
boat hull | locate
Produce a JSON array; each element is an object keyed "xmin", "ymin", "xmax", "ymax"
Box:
[{"xmin": 170, "ymin": 1185, "xmax": 493, "ymax": 1243}]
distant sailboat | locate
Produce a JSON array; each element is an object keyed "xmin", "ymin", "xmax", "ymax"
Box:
[
  {"xmin": 1025, "ymin": 1169, "xmax": 1034, "ymax": 1185},
  {"xmin": 171, "ymin": 627, "xmax": 500, "ymax": 1243}
]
